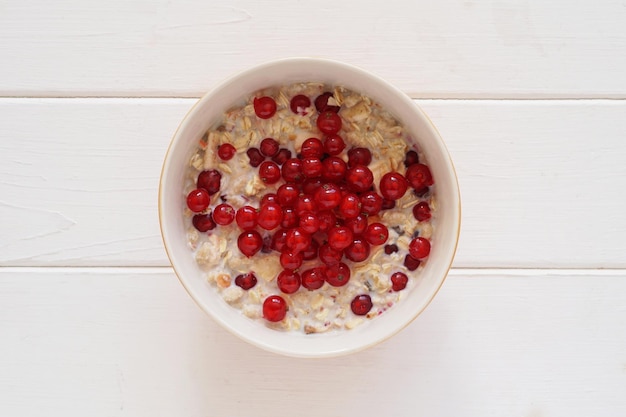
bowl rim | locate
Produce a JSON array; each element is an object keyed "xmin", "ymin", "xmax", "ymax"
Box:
[{"xmin": 158, "ymin": 57, "xmax": 461, "ymax": 358}]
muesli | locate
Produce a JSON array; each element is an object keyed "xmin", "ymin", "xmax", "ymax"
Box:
[{"xmin": 183, "ymin": 83, "xmax": 435, "ymax": 333}]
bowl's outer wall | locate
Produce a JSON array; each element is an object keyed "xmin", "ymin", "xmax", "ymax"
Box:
[{"xmin": 159, "ymin": 58, "xmax": 461, "ymax": 358}]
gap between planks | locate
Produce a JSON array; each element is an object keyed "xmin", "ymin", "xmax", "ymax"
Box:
[{"xmin": 0, "ymin": 266, "xmax": 624, "ymax": 277}]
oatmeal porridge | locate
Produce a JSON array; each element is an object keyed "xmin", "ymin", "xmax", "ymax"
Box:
[{"xmin": 183, "ymin": 83, "xmax": 435, "ymax": 333}]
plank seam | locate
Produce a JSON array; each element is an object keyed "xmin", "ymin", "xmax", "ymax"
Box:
[{"xmin": 0, "ymin": 266, "xmax": 625, "ymax": 276}]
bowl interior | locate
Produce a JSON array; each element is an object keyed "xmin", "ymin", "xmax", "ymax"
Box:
[{"xmin": 159, "ymin": 58, "xmax": 460, "ymax": 358}]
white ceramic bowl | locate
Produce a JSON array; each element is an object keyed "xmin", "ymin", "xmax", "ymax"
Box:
[{"xmin": 159, "ymin": 58, "xmax": 460, "ymax": 358}]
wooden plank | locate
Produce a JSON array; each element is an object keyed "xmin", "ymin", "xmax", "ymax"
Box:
[
  {"xmin": 1, "ymin": 0, "xmax": 625, "ymax": 98},
  {"xmin": 0, "ymin": 267, "xmax": 624, "ymax": 416},
  {"xmin": 426, "ymin": 99, "xmax": 626, "ymax": 267},
  {"xmin": 0, "ymin": 98, "xmax": 186, "ymax": 266},
  {"xmin": 1, "ymin": 99, "xmax": 625, "ymax": 267}
]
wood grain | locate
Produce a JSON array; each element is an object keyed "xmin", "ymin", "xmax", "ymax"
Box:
[
  {"xmin": 2, "ymin": 98, "xmax": 625, "ymax": 267},
  {"xmin": 0, "ymin": 267, "xmax": 624, "ymax": 417},
  {"xmin": 3, "ymin": 0, "xmax": 623, "ymax": 415},
  {"xmin": 1, "ymin": 0, "xmax": 625, "ymax": 98}
]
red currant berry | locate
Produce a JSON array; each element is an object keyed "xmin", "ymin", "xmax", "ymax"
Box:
[
  {"xmin": 253, "ymin": 96, "xmax": 277, "ymax": 119},
  {"xmin": 345, "ymin": 238, "xmax": 370, "ymax": 262},
  {"xmin": 381, "ymin": 199, "xmax": 396, "ymax": 210},
  {"xmin": 286, "ymin": 228, "xmax": 311, "ymax": 254},
  {"xmin": 301, "ymin": 239, "xmax": 319, "ymax": 260},
  {"xmin": 277, "ymin": 270, "xmax": 301, "ymax": 294},
  {"xmin": 339, "ymin": 193, "xmax": 361, "ymax": 219},
  {"xmin": 257, "ymin": 202, "xmax": 283, "ymax": 230},
  {"xmin": 384, "ymin": 244, "xmax": 399, "ymax": 254},
  {"xmin": 263, "ymin": 295, "xmax": 287, "ymax": 322},
  {"xmin": 337, "ymin": 182, "xmax": 349, "ymax": 195},
  {"xmin": 301, "ymin": 267, "xmax": 326, "ymax": 290},
  {"xmin": 404, "ymin": 150, "xmax": 419, "ymax": 167},
  {"xmin": 290, "ymin": 94, "xmax": 311, "ymax": 115},
  {"xmin": 345, "ymin": 165, "xmax": 374, "ymax": 193},
  {"xmin": 212, "ymin": 203, "xmax": 235, "ymax": 225},
  {"xmin": 327, "ymin": 226, "xmax": 354, "ymax": 251},
  {"xmin": 391, "ymin": 272, "xmax": 408, "ymax": 291},
  {"xmin": 298, "ymin": 211, "xmax": 320, "ymax": 234},
  {"xmin": 323, "ymin": 134, "xmax": 346, "ymax": 155},
  {"xmin": 261, "ymin": 193, "xmax": 278, "ymax": 205},
  {"xmin": 314, "ymin": 183, "xmax": 342, "ymax": 210},
  {"xmin": 237, "ymin": 230, "xmax": 263, "ymax": 257},
  {"xmin": 192, "ymin": 213, "xmax": 216, "ymax": 232},
  {"xmin": 197, "ymin": 170, "xmax": 221, "ymax": 195},
  {"xmin": 317, "ymin": 210, "xmax": 337, "ymax": 233},
  {"xmin": 302, "ymin": 177, "xmax": 323, "ymax": 195},
  {"xmin": 262, "ymin": 235, "xmax": 273, "ymax": 253},
  {"xmin": 409, "ymin": 237, "xmax": 431, "ymax": 259},
  {"xmin": 271, "ymin": 228, "xmax": 289, "ymax": 252},
  {"xmin": 186, "ymin": 188, "xmax": 210, "ymax": 212},
  {"xmin": 259, "ymin": 161, "xmax": 281, "ymax": 184},
  {"xmin": 272, "ymin": 148, "xmax": 292, "ymax": 165},
  {"xmin": 325, "ymin": 262, "xmax": 351, "ymax": 287},
  {"xmin": 321, "ymin": 156, "xmax": 347, "ymax": 182},
  {"xmin": 319, "ymin": 243, "xmax": 343, "ymax": 266},
  {"xmin": 247, "ymin": 147, "xmax": 265, "ymax": 167},
  {"xmin": 414, "ymin": 186, "xmax": 430, "ymax": 197},
  {"xmin": 281, "ymin": 158, "xmax": 303, "ymax": 183},
  {"xmin": 351, "ymin": 294, "xmax": 372, "ymax": 315},
  {"xmin": 347, "ymin": 147, "xmax": 372, "ymax": 167},
  {"xmin": 235, "ymin": 272, "xmax": 258, "ymax": 290},
  {"xmin": 281, "ymin": 207, "xmax": 298, "ymax": 228},
  {"xmin": 364, "ymin": 222, "xmax": 388, "ymax": 246},
  {"xmin": 344, "ymin": 214, "xmax": 368, "ymax": 235},
  {"xmin": 413, "ymin": 201, "xmax": 431, "ymax": 221},
  {"xmin": 317, "ymin": 111, "xmax": 342, "ymax": 135},
  {"xmin": 280, "ymin": 251, "xmax": 303, "ymax": 271},
  {"xmin": 300, "ymin": 137, "xmax": 324, "ymax": 158},
  {"xmin": 380, "ymin": 172, "xmax": 408, "ymax": 200},
  {"xmin": 302, "ymin": 157, "xmax": 323, "ymax": 178},
  {"xmin": 404, "ymin": 254, "xmax": 421, "ymax": 271},
  {"xmin": 360, "ymin": 191, "xmax": 383, "ymax": 216},
  {"xmin": 295, "ymin": 194, "xmax": 317, "ymax": 216},
  {"xmin": 235, "ymin": 206, "xmax": 258, "ymax": 230},
  {"xmin": 217, "ymin": 143, "xmax": 236, "ymax": 160},
  {"xmin": 314, "ymin": 92, "xmax": 340, "ymax": 113},
  {"xmin": 277, "ymin": 183, "xmax": 299, "ymax": 206},
  {"xmin": 405, "ymin": 163, "xmax": 434, "ymax": 190},
  {"xmin": 260, "ymin": 137, "xmax": 280, "ymax": 157}
]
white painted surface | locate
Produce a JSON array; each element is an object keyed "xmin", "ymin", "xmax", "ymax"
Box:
[
  {"xmin": 1, "ymin": 99, "xmax": 625, "ymax": 267},
  {"xmin": 2, "ymin": 0, "xmax": 625, "ymax": 414},
  {"xmin": 1, "ymin": 0, "xmax": 625, "ymax": 97},
  {"xmin": 1, "ymin": 268, "xmax": 624, "ymax": 417}
]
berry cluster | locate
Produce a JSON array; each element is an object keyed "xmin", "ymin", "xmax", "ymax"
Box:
[{"xmin": 186, "ymin": 91, "xmax": 434, "ymax": 324}]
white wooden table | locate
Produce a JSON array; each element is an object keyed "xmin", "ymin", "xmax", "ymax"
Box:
[{"xmin": 2, "ymin": 1, "xmax": 626, "ymax": 415}]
